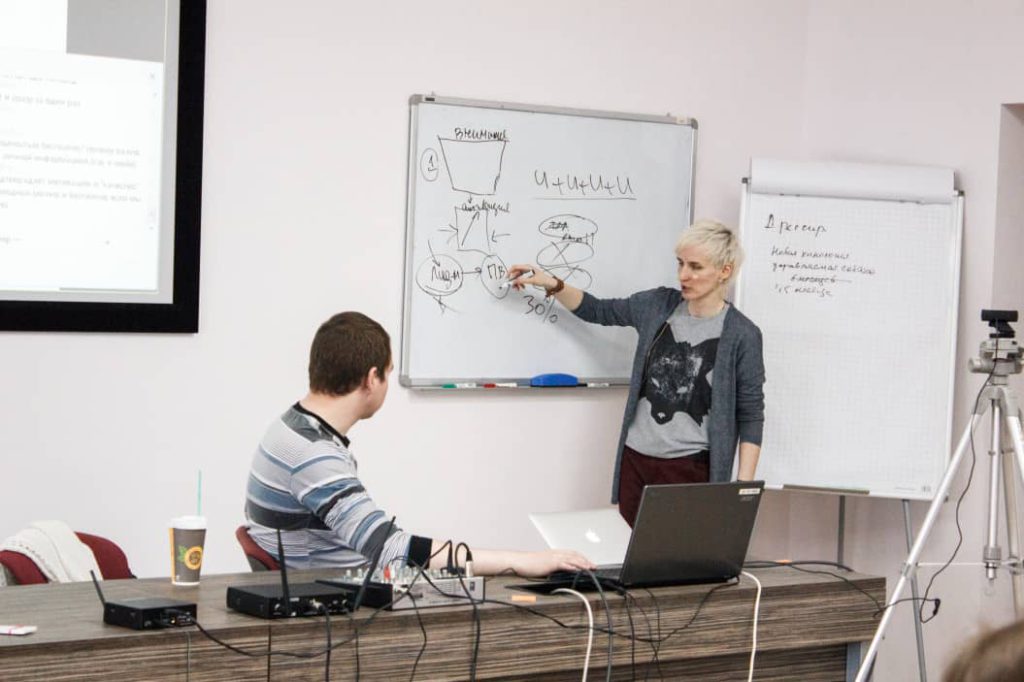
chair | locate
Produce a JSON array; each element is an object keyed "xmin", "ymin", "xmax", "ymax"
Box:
[
  {"xmin": 235, "ymin": 525, "xmax": 279, "ymax": 571},
  {"xmin": 0, "ymin": 531, "xmax": 135, "ymax": 585}
]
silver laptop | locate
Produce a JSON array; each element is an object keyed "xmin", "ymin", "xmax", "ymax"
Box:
[
  {"xmin": 529, "ymin": 507, "xmax": 632, "ymax": 567},
  {"xmin": 531, "ymin": 481, "xmax": 765, "ymax": 588}
]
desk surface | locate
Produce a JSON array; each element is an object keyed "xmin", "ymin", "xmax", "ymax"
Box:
[{"xmin": 0, "ymin": 566, "xmax": 884, "ymax": 681}]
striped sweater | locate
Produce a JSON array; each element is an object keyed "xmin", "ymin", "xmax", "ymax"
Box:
[{"xmin": 244, "ymin": 403, "xmax": 432, "ymax": 570}]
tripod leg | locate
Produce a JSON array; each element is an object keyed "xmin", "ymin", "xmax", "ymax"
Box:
[
  {"xmin": 1006, "ymin": 413, "xmax": 1024, "ymax": 494},
  {"xmin": 855, "ymin": 415, "xmax": 982, "ymax": 682},
  {"xmin": 985, "ymin": 403, "xmax": 1004, "ymax": 581},
  {"xmin": 1002, "ymin": 409, "xmax": 1024, "ymax": 615},
  {"xmin": 1000, "ymin": 428, "xmax": 1024, "ymax": 615}
]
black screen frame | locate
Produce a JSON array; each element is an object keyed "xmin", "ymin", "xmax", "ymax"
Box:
[{"xmin": 0, "ymin": 0, "xmax": 206, "ymax": 333}]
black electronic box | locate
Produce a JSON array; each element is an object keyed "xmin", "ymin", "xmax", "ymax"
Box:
[
  {"xmin": 226, "ymin": 583, "xmax": 351, "ymax": 619},
  {"xmin": 103, "ymin": 598, "xmax": 197, "ymax": 630}
]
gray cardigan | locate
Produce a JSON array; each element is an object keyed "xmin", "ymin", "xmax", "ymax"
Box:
[{"xmin": 573, "ymin": 288, "xmax": 765, "ymax": 503}]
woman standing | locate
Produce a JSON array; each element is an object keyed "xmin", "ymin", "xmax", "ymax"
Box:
[{"xmin": 509, "ymin": 220, "xmax": 765, "ymax": 525}]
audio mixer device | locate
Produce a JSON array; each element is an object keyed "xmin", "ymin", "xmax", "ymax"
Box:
[{"xmin": 318, "ymin": 566, "xmax": 486, "ymax": 610}]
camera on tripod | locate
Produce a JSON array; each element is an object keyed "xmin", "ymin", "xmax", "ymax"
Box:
[
  {"xmin": 970, "ymin": 309, "xmax": 1022, "ymax": 375},
  {"xmin": 982, "ymin": 309, "xmax": 1018, "ymax": 339}
]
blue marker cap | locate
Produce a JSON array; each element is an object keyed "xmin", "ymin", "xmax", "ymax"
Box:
[{"xmin": 530, "ymin": 373, "xmax": 579, "ymax": 387}]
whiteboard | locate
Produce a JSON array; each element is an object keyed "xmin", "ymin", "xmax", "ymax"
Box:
[
  {"xmin": 400, "ymin": 95, "xmax": 696, "ymax": 387},
  {"xmin": 735, "ymin": 159, "xmax": 963, "ymax": 500}
]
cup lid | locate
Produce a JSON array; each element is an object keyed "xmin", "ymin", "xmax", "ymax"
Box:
[{"xmin": 170, "ymin": 515, "xmax": 207, "ymax": 529}]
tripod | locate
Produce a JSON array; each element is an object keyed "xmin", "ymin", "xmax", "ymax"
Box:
[{"xmin": 856, "ymin": 312, "xmax": 1024, "ymax": 682}]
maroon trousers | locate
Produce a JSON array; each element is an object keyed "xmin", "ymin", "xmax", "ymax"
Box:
[{"xmin": 617, "ymin": 445, "xmax": 710, "ymax": 527}]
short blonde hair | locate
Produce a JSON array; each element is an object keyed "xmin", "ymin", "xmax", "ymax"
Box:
[{"xmin": 675, "ymin": 219, "xmax": 744, "ymax": 282}]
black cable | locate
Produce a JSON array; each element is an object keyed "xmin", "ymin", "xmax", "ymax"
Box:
[
  {"xmin": 438, "ymin": 580, "xmax": 733, "ymax": 647},
  {"xmin": 455, "ymin": 542, "xmax": 481, "ymax": 680},
  {"xmin": 319, "ymin": 602, "xmax": 332, "ymax": 682},
  {"xmin": 350, "ymin": 608, "xmax": 360, "ymax": 681},
  {"xmin": 179, "ymin": 615, "xmax": 325, "ymax": 659},
  {"xmin": 640, "ymin": 587, "xmax": 665, "ymax": 681},
  {"xmin": 170, "ymin": 559, "xmax": 425, "ymax": 665},
  {"xmin": 610, "ymin": 584, "xmax": 638, "ymax": 679},
  {"xmin": 648, "ymin": 581, "xmax": 736, "ymax": 656},
  {"xmin": 748, "ymin": 560, "xmax": 941, "ymax": 619},
  {"xmin": 744, "ymin": 559, "xmax": 854, "ymax": 571},
  {"xmin": 179, "ymin": 551, "xmax": 735, "ymax": 679},
  {"xmin": 915, "ymin": 364, "xmax": 996, "ymax": 623},
  {"xmin": 612, "ymin": 584, "xmax": 652, "ymax": 680},
  {"xmin": 617, "ymin": 591, "xmax": 656, "ymax": 681},
  {"xmin": 407, "ymin": 592, "xmax": 428, "ymax": 681},
  {"xmin": 191, "ymin": 540, "xmax": 462, "ymax": 665},
  {"xmin": 747, "ymin": 561, "xmax": 884, "ymax": 611}
]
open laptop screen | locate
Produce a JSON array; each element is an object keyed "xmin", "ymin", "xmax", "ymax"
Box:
[
  {"xmin": 529, "ymin": 507, "xmax": 631, "ymax": 567},
  {"xmin": 528, "ymin": 481, "xmax": 764, "ymax": 589}
]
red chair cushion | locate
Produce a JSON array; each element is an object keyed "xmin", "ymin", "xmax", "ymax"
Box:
[
  {"xmin": 235, "ymin": 526, "xmax": 279, "ymax": 571},
  {"xmin": 76, "ymin": 532, "xmax": 135, "ymax": 579},
  {"xmin": 0, "ymin": 550, "xmax": 48, "ymax": 585}
]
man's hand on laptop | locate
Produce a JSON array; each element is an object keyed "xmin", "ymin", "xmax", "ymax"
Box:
[
  {"xmin": 448, "ymin": 547, "xmax": 595, "ymax": 577},
  {"xmin": 513, "ymin": 549, "xmax": 595, "ymax": 578}
]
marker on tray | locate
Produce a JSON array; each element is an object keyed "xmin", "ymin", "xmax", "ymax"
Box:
[{"xmin": 440, "ymin": 383, "xmax": 477, "ymax": 389}]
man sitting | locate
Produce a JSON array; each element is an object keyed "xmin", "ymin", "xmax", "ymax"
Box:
[{"xmin": 244, "ymin": 311, "xmax": 592, "ymax": 576}]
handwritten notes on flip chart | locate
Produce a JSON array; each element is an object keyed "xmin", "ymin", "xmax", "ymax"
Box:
[
  {"xmin": 735, "ymin": 159, "xmax": 962, "ymax": 500},
  {"xmin": 401, "ymin": 96, "xmax": 696, "ymax": 387},
  {"xmin": 763, "ymin": 214, "xmax": 877, "ymax": 300}
]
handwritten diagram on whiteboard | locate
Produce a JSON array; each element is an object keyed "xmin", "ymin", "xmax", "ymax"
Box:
[{"xmin": 401, "ymin": 96, "xmax": 696, "ymax": 387}]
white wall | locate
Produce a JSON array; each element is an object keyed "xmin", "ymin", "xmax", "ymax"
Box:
[
  {"xmin": 3, "ymin": 1, "xmax": 1023, "ymax": 678},
  {"xmin": 994, "ymin": 104, "xmax": 1024, "ymax": 309}
]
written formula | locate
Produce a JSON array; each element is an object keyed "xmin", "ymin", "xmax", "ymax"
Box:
[{"xmin": 534, "ymin": 170, "xmax": 635, "ymax": 199}]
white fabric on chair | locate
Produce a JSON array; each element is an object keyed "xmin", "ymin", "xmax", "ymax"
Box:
[{"xmin": 0, "ymin": 520, "xmax": 102, "ymax": 584}]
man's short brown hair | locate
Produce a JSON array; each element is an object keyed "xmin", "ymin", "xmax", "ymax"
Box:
[{"xmin": 308, "ymin": 312, "xmax": 391, "ymax": 396}]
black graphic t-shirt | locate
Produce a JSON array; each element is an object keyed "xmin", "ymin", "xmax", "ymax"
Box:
[{"xmin": 625, "ymin": 303, "xmax": 728, "ymax": 458}]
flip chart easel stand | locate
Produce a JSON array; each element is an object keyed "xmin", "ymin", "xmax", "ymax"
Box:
[
  {"xmin": 837, "ymin": 498, "xmax": 928, "ymax": 681},
  {"xmin": 856, "ymin": 324, "xmax": 1024, "ymax": 682},
  {"xmin": 900, "ymin": 499, "xmax": 928, "ymax": 682}
]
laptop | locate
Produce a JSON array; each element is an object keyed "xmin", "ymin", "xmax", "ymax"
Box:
[
  {"xmin": 531, "ymin": 481, "xmax": 764, "ymax": 589},
  {"xmin": 529, "ymin": 507, "xmax": 632, "ymax": 567}
]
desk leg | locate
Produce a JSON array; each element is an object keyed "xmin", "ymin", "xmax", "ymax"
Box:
[{"xmin": 847, "ymin": 641, "xmax": 866, "ymax": 682}]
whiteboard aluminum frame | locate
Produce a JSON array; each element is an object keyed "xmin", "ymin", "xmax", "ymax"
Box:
[
  {"xmin": 400, "ymin": 94, "xmax": 697, "ymax": 388},
  {"xmin": 735, "ymin": 179, "xmax": 963, "ymax": 501}
]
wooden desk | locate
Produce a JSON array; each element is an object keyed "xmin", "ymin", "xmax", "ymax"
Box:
[{"xmin": 0, "ymin": 567, "xmax": 883, "ymax": 681}]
